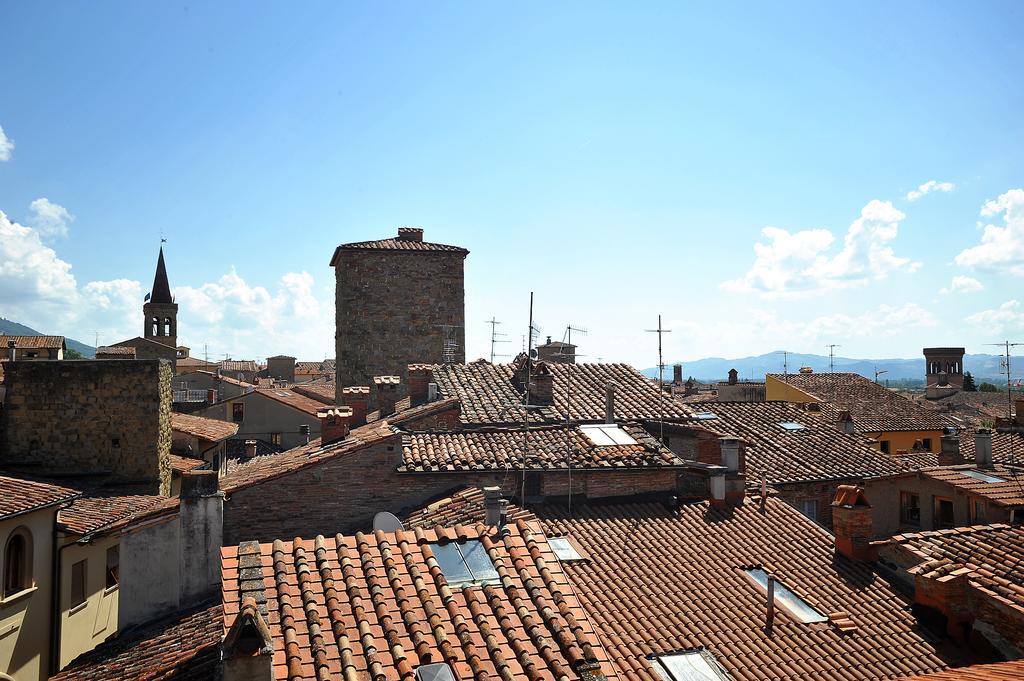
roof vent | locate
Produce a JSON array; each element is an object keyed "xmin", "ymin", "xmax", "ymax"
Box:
[
  {"xmin": 398, "ymin": 227, "xmax": 424, "ymax": 242},
  {"xmin": 372, "ymin": 511, "xmax": 405, "ymax": 532},
  {"xmin": 415, "ymin": 663, "xmax": 457, "ymax": 681}
]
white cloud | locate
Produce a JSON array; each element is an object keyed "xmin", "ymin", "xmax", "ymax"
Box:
[
  {"xmin": 0, "ymin": 125, "xmax": 12, "ymax": 161},
  {"xmin": 906, "ymin": 180, "xmax": 955, "ymax": 202},
  {"xmin": 940, "ymin": 275, "xmax": 984, "ymax": 295},
  {"xmin": 0, "ymin": 209, "xmax": 78, "ymax": 309},
  {"xmin": 722, "ymin": 199, "xmax": 920, "ymax": 297},
  {"xmin": 965, "ymin": 300, "xmax": 1024, "ymax": 332},
  {"xmin": 28, "ymin": 198, "xmax": 74, "ymax": 239},
  {"xmin": 954, "ymin": 188, "xmax": 1024, "ymax": 276}
]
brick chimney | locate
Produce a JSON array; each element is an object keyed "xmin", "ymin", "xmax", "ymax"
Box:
[
  {"xmin": 605, "ymin": 382, "xmax": 617, "ymax": 424},
  {"xmin": 832, "ymin": 485, "xmax": 876, "ymax": 561},
  {"xmin": 222, "ymin": 595, "xmax": 273, "ymax": 681},
  {"xmin": 178, "ymin": 470, "xmax": 223, "ymax": 604},
  {"xmin": 974, "ymin": 428, "xmax": 993, "ymax": 468},
  {"xmin": 341, "ymin": 386, "xmax": 370, "ymax": 426},
  {"xmin": 530, "ymin": 362, "xmax": 554, "ymax": 405},
  {"xmin": 938, "ymin": 431, "xmax": 963, "ymax": 466},
  {"xmin": 317, "ymin": 406, "xmax": 352, "ymax": 446},
  {"xmin": 374, "ymin": 376, "xmax": 401, "ymax": 417},
  {"xmin": 483, "ymin": 486, "xmax": 509, "ymax": 528},
  {"xmin": 836, "ymin": 410, "xmax": 855, "ymax": 435},
  {"xmin": 673, "ymin": 363, "xmax": 683, "ymax": 385},
  {"xmin": 408, "ymin": 364, "xmax": 434, "ymax": 406},
  {"xmin": 244, "ymin": 440, "xmax": 257, "ymax": 458},
  {"xmin": 397, "ymin": 227, "xmax": 424, "ymax": 242}
]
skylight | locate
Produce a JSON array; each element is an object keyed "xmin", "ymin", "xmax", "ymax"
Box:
[
  {"xmin": 778, "ymin": 422, "xmax": 806, "ymax": 432},
  {"xmin": 693, "ymin": 412, "xmax": 718, "ymax": 420},
  {"xmin": 415, "ymin": 663, "xmax": 457, "ymax": 681},
  {"xmin": 429, "ymin": 540, "xmax": 500, "ymax": 588},
  {"xmin": 743, "ymin": 568, "xmax": 827, "ymax": 624},
  {"xmin": 580, "ymin": 424, "xmax": 638, "ymax": 447},
  {"xmin": 549, "ymin": 537, "xmax": 584, "ymax": 562},
  {"xmin": 960, "ymin": 469, "xmax": 1006, "ymax": 484},
  {"xmin": 651, "ymin": 650, "xmax": 733, "ymax": 681}
]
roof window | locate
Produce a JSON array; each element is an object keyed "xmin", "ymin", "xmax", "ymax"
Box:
[
  {"xmin": 415, "ymin": 663, "xmax": 458, "ymax": 681},
  {"xmin": 693, "ymin": 412, "xmax": 718, "ymax": 420},
  {"xmin": 429, "ymin": 540, "xmax": 500, "ymax": 588},
  {"xmin": 777, "ymin": 422, "xmax": 806, "ymax": 432},
  {"xmin": 580, "ymin": 424, "xmax": 638, "ymax": 447},
  {"xmin": 650, "ymin": 649, "xmax": 732, "ymax": 680},
  {"xmin": 743, "ymin": 568, "xmax": 827, "ymax": 623},
  {"xmin": 549, "ymin": 536, "xmax": 585, "ymax": 562},
  {"xmin": 960, "ymin": 469, "xmax": 1005, "ymax": 484}
]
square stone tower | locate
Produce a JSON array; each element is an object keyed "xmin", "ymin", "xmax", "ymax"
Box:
[
  {"xmin": 924, "ymin": 347, "xmax": 966, "ymax": 389},
  {"xmin": 330, "ymin": 227, "xmax": 468, "ymax": 405}
]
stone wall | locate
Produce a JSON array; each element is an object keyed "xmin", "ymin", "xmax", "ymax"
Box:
[
  {"xmin": 334, "ymin": 249, "xmax": 466, "ymax": 406},
  {"xmin": 1, "ymin": 359, "xmax": 172, "ymax": 494}
]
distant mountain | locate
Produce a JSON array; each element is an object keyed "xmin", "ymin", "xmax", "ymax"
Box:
[
  {"xmin": 0, "ymin": 317, "xmax": 96, "ymax": 358},
  {"xmin": 642, "ymin": 351, "xmax": 1013, "ymax": 384}
]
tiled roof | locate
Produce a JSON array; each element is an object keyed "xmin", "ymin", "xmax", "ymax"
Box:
[
  {"xmin": 330, "ymin": 237, "xmax": 469, "ymax": 258},
  {"xmin": 225, "ymin": 438, "xmax": 283, "ymax": 460},
  {"xmin": 295, "ymin": 360, "xmax": 335, "ymax": 375},
  {"xmin": 59, "ymin": 492, "xmax": 175, "ymax": 536},
  {"xmin": 768, "ymin": 372, "xmax": 951, "ymax": 432},
  {"xmin": 220, "ymin": 520, "xmax": 616, "ymax": 681},
  {"xmin": 95, "ymin": 345, "xmax": 137, "ymax": 356},
  {"xmin": 399, "ymin": 422, "xmax": 681, "ymax": 472},
  {"xmin": 432, "ymin": 360, "xmax": 690, "ymax": 425},
  {"xmin": 902, "ymin": 660, "xmax": 1024, "ymax": 680},
  {"xmin": 536, "ymin": 495, "xmax": 965, "ymax": 680},
  {"xmin": 907, "ymin": 390, "xmax": 1012, "ymax": 426},
  {"xmin": 959, "ymin": 430, "xmax": 1024, "ymax": 468},
  {"xmin": 50, "ymin": 601, "xmax": 221, "ymax": 681},
  {"xmin": 291, "ymin": 383, "xmax": 336, "ymax": 405},
  {"xmin": 875, "ymin": 524, "xmax": 1024, "ymax": 610},
  {"xmin": 175, "ymin": 356, "xmax": 217, "ymax": 367},
  {"xmin": 253, "ymin": 388, "xmax": 328, "ymax": 417},
  {"xmin": 171, "ymin": 411, "xmax": 239, "ymax": 441},
  {"xmin": 387, "ymin": 396, "xmax": 461, "ymax": 427},
  {"xmin": 220, "ymin": 421, "xmax": 396, "ymax": 493},
  {"xmin": 681, "ymin": 401, "xmax": 923, "ymax": 485},
  {"xmin": 0, "ymin": 475, "xmax": 79, "ymax": 519},
  {"xmin": 220, "ymin": 359, "xmax": 260, "ymax": 372},
  {"xmin": 169, "ymin": 455, "xmax": 208, "ymax": 474},
  {"xmin": 917, "ymin": 465, "xmax": 1024, "ymax": 506},
  {"xmin": 0, "ymin": 334, "xmax": 65, "ymax": 349},
  {"xmin": 402, "ymin": 487, "xmax": 538, "ymax": 529}
]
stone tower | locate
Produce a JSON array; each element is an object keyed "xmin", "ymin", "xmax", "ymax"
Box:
[
  {"xmin": 331, "ymin": 227, "xmax": 468, "ymax": 404},
  {"xmin": 143, "ymin": 246, "xmax": 178, "ymax": 348},
  {"xmin": 924, "ymin": 347, "xmax": 965, "ymax": 389}
]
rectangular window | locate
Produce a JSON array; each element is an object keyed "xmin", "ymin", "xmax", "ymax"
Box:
[
  {"xmin": 106, "ymin": 545, "xmax": 119, "ymax": 589},
  {"xmin": 743, "ymin": 568, "xmax": 827, "ymax": 623},
  {"xmin": 270, "ymin": 432, "xmax": 282, "ymax": 446},
  {"xmin": 231, "ymin": 402, "xmax": 244, "ymax": 423},
  {"xmin": 70, "ymin": 559, "xmax": 87, "ymax": 608},
  {"xmin": 778, "ymin": 422, "xmax": 806, "ymax": 432},
  {"xmin": 900, "ymin": 491, "xmax": 921, "ymax": 526},
  {"xmin": 934, "ymin": 496, "xmax": 955, "ymax": 530},
  {"xmin": 428, "ymin": 540, "xmax": 500, "ymax": 588},
  {"xmin": 921, "ymin": 438, "xmax": 932, "ymax": 451},
  {"xmin": 549, "ymin": 536, "xmax": 585, "ymax": 562},
  {"xmin": 580, "ymin": 424, "xmax": 638, "ymax": 447},
  {"xmin": 799, "ymin": 499, "xmax": 818, "ymax": 522},
  {"xmin": 651, "ymin": 650, "xmax": 732, "ymax": 680},
  {"xmin": 879, "ymin": 440, "xmax": 891, "ymax": 454}
]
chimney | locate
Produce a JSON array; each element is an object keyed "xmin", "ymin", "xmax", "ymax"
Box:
[
  {"xmin": 836, "ymin": 410, "xmax": 855, "ymax": 435},
  {"xmin": 974, "ymin": 428, "xmax": 993, "ymax": 468},
  {"xmin": 374, "ymin": 376, "xmax": 400, "ymax": 417},
  {"xmin": 222, "ymin": 596, "xmax": 274, "ymax": 681},
  {"xmin": 428, "ymin": 382, "xmax": 438, "ymax": 402},
  {"xmin": 341, "ymin": 386, "xmax": 370, "ymax": 426},
  {"xmin": 483, "ymin": 486, "xmax": 508, "ymax": 528},
  {"xmin": 7, "ymin": 340, "xmax": 16, "ymax": 362},
  {"xmin": 938, "ymin": 431, "xmax": 963, "ymax": 466},
  {"xmin": 728, "ymin": 368, "xmax": 738, "ymax": 386},
  {"xmin": 317, "ymin": 406, "xmax": 352, "ymax": 445},
  {"xmin": 178, "ymin": 470, "xmax": 223, "ymax": 604},
  {"xmin": 720, "ymin": 437, "xmax": 741, "ymax": 472},
  {"xmin": 530, "ymin": 362, "xmax": 554, "ymax": 405},
  {"xmin": 408, "ymin": 364, "xmax": 433, "ymax": 405},
  {"xmin": 831, "ymin": 486, "xmax": 876, "ymax": 561},
  {"xmin": 673, "ymin": 363, "xmax": 683, "ymax": 385},
  {"xmin": 299, "ymin": 423, "xmax": 310, "ymax": 444},
  {"xmin": 244, "ymin": 440, "xmax": 257, "ymax": 459},
  {"xmin": 605, "ymin": 382, "xmax": 617, "ymax": 424},
  {"xmin": 397, "ymin": 227, "xmax": 424, "ymax": 242},
  {"xmin": 206, "ymin": 388, "xmax": 217, "ymax": 404},
  {"xmin": 709, "ymin": 472, "xmax": 727, "ymax": 509}
]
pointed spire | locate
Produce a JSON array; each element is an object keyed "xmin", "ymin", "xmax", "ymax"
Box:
[{"xmin": 149, "ymin": 246, "xmax": 173, "ymax": 304}]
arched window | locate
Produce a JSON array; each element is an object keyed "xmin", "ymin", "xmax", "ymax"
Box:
[
  {"xmin": 3, "ymin": 528, "xmax": 32, "ymax": 597},
  {"xmin": 151, "ymin": 317, "xmax": 160, "ymax": 336},
  {"xmin": 164, "ymin": 317, "xmax": 173, "ymax": 336}
]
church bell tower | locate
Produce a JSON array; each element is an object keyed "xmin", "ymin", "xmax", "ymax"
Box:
[{"xmin": 143, "ymin": 246, "xmax": 178, "ymax": 348}]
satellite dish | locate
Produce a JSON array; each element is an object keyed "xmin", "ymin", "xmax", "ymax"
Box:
[
  {"xmin": 529, "ymin": 348, "xmax": 539, "ymax": 359},
  {"xmin": 373, "ymin": 511, "xmax": 405, "ymax": 532}
]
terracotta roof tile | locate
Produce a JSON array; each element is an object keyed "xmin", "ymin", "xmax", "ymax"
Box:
[
  {"xmin": 171, "ymin": 411, "xmax": 239, "ymax": 441},
  {"xmin": 169, "ymin": 454, "xmax": 208, "ymax": 474},
  {"xmin": 59, "ymin": 492, "xmax": 176, "ymax": 536},
  {"xmin": 331, "ymin": 236, "xmax": 469, "ymax": 256},
  {"xmin": 768, "ymin": 372, "xmax": 951, "ymax": 432},
  {"xmin": 252, "ymin": 388, "xmax": 329, "ymax": 417},
  {"xmin": 902, "ymin": 660, "xmax": 1024, "ymax": 680},
  {"xmin": 295, "ymin": 360, "xmax": 335, "ymax": 376},
  {"xmin": 0, "ymin": 475, "xmax": 79, "ymax": 519},
  {"xmin": 959, "ymin": 430, "xmax": 1024, "ymax": 467},
  {"xmin": 95, "ymin": 345, "xmax": 137, "ymax": 357},
  {"xmin": 916, "ymin": 465, "xmax": 1024, "ymax": 506},
  {"xmin": 220, "ymin": 359, "xmax": 260, "ymax": 372},
  {"xmin": 0, "ymin": 334, "xmax": 65, "ymax": 349},
  {"xmin": 50, "ymin": 601, "xmax": 221, "ymax": 681},
  {"xmin": 292, "ymin": 383, "xmax": 336, "ymax": 404},
  {"xmin": 221, "ymin": 520, "xmax": 615, "ymax": 681},
  {"xmin": 402, "ymin": 487, "xmax": 537, "ymax": 529}
]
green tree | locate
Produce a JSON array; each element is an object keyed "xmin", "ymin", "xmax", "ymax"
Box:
[
  {"xmin": 962, "ymin": 371, "xmax": 977, "ymax": 391},
  {"xmin": 64, "ymin": 348, "xmax": 84, "ymax": 359},
  {"xmin": 979, "ymin": 382, "xmax": 1000, "ymax": 393}
]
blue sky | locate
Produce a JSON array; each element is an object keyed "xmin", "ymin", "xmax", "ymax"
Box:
[{"xmin": 1, "ymin": 2, "xmax": 1023, "ymax": 368}]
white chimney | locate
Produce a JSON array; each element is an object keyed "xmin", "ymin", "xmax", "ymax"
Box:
[
  {"xmin": 720, "ymin": 437, "xmax": 740, "ymax": 472},
  {"xmin": 975, "ymin": 429, "xmax": 993, "ymax": 468},
  {"xmin": 483, "ymin": 486, "xmax": 508, "ymax": 528},
  {"xmin": 7, "ymin": 340, "xmax": 16, "ymax": 362}
]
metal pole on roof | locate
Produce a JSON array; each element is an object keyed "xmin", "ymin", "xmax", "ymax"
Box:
[
  {"xmin": 645, "ymin": 315, "xmax": 672, "ymax": 442},
  {"xmin": 827, "ymin": 344, "xmax": 841, "ymax": 373},
  {"xmin": 987, "ymin": 341, "xmax": 1021, "ymax": 469},
  {"xmin": 485, "ymin": 317, "xmax": 509, "ymax": 363},
  {"xmin": 522, "ymin": 292, "xmax": 535, "ymax": 505}
]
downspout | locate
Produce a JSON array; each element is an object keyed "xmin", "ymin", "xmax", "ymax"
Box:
[{"xmin": 49, "ymin": 513, "xmax": 62, "ymax": 676}]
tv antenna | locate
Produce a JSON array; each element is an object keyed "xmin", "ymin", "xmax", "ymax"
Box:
[
  {"xmin": 485, "ymin": 317, "xmax": 510, "ymax": 363},
  {"xmin": 559, "ymin": 324, "xmax": 587, "ymax": 362},
  {"xmin": 645, "ymin": 315, "xmax": 672, "ymax": 441},
  {"xmin": 986, "ymin": 341, "xmax": 1022, "ymax": 469},
  {"xmin": 827, "ymin": 344, "xmax": 841, "ymax": 373},
  {"xmin": 561, "ymin": 324, "xmax": 589, "ymax": 517},
  {"xmin": 874, "ymin": 367, "xmax": 888, "ymax": 384}
]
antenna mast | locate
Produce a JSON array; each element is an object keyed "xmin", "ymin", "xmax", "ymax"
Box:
[
  {"xmin": 645, "ymin": 315, "xmax": 673, "ymax": 441},
  {"xmin": 827, "ymin": 344, "xmax": 841, "ymax": 373},
  {"xmin": 485, "ymin": 317, "xmax": 509, "ymax": 363},
  {"xmin": 562, "ymin": 324, "xmax": 588, "ymax": 517},
  {"xmin": 988, "ymin": 341, "xmax": 1021, "ymax": 469},
  {"xmin": 522, "ymin": 292, "xmax": 536, "ymax": 504}
]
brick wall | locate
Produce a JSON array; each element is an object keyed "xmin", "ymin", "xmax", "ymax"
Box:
[
  {"xmin": 1, "ymin": 360, "xmax": 172, "ymax": 494},
  {"xmin": 772, "ymin": 479, "xmax": 858, "ymax": 529},
  {"xmin": 334, "ymin": 248, "xmax": 466, "ymax": 406}
]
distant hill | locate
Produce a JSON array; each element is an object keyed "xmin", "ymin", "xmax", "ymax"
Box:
[
  {"xmin": 642, "ymin": 351, "xmax": 1013, "ymax": 385},
  {"xmin": 0, "ymin": 317, "xmax": 96, "ymax": 358}
]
